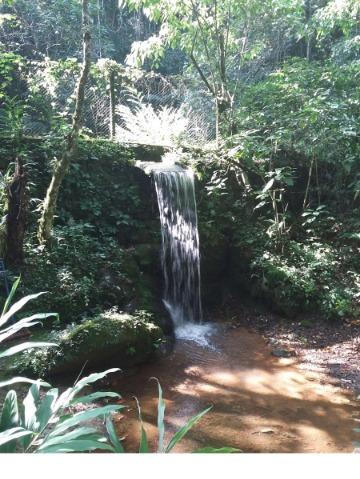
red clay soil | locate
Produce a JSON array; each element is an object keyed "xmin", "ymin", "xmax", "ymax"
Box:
[{"xmin": 112, "ymin": 324, "xmax": 359, "ymax": 453}]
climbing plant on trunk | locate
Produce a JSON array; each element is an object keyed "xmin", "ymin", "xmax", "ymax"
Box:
[{"xmin": 37, "ymin": 0, "xmax": 91, "ymax": 245}]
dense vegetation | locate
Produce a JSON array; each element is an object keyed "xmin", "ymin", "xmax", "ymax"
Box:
[{"xmin": 0, "ymin": 0, "xmax": 359, "ymax": 455}]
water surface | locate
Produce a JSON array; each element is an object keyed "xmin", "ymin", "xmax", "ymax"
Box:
[{"xmin": 113, "ymin": 324, "xmax": 357, "ymax": 453}]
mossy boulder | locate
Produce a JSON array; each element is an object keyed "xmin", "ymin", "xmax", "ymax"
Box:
[{"xmin": 14, "ymin": 310, "xmax": 163, "ymax": 378}]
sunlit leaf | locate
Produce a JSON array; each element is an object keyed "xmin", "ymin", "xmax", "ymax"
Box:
[
  {"xmin": 0, "ymin": 341, "xmax": 57, "ymax": 359},
  {"xmin": 165, "ymin": 406, "xmax": 212, "ymax": 453},
  {"xmin": 0, "ymin": 377, "xmax": 51, "ymax": 388},
  {"xmin": 48, "ymin": 405, "xmax": 124, "ymax": 438},
  {"xmin": 0, "ymin": 292, "xmax": 47, "ymax": 328},
  {"xmin": 106, "ymin": 416, "xmax": 124, "ymax": 453},
  {"xmin": 194, "ymin": 447, "xmax": 241, "ymax": 453},
  {"xmin": 71, "ymin": 391, "xmax": 120, "ymax": 405},
  {"xmin": 151, "ymin": 377, "xmax": 165, "ymax": 453}
]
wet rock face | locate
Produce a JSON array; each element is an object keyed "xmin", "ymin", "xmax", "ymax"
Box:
[
  {"xmin": 14, "ymin": 311, "xmax": 164, "ymax": 378},
  {"xmin": 200, "ymin": 234, "xmax": 230, "ymax": 309}
]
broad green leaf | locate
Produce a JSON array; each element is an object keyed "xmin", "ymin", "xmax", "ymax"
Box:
[
  {"xmin": 71, "ymin": 391, "xmax": 120, "ymax": 405},
  {"xmin": 0, "ymin": 313, "xmax": 58, "ymax": 336},
  {"xmin": 262, "ymin": 178, "xmax": 275, "ymax": 193},
  {"xmin": 38, "ymin": 427, "xmax": 99, "ymax": 449},
  {"xmin": 0, "ymin": 292, "xmax": 47, "ymax": 328},
  {"xmin": 1, "ymin": 276, "xmax": 20, "ymax": 316},
  {"xmin": 72, "ymin": 368, "xmax": 120, "ymax": 394},
  {"xmin": 165, "ymin": 406, "xmax": 212, "ymax": 453},
  {"xmin": 37, "ymin": 438, "xmax": 114, "ymax": 453},
  {"xmin": 0, "ymin": 390, "xmax": 19, "ymax": 431},
  {"xmin": 49, "ymin": 405, "xmax": 124, "ymax": 438},
  {"xmin": 22, "ymin": 383, "xmax": 41, "ymax": 439},
  {"xmin": 36, "ymin": 388, "xmax": 59, "ymax": 431},
  {"xmin": 53, "ymin": 368, "xmax": 121, "ymax": 413},
  {"xmin": 106, "ymin": 416, "xmax": 125, "ymax": 453},
  {"xmin": 151, "ymin": 377, "xmax": 165, "ymax": 453},
  {"xmin": 194, "ymin": 447, "xmax": 241, "ymax": 453},
  {"xmin": 0, "ymin": 377, "xmax": 51, "ymax": 388},
  {"xmin": 0, "ymin": 341, "xmax": 57, "ymax": 359},
  {"xmin": 0, "ymin": 390, "xmax": 19, "ymax": 452},
  {"xmin": 52, "ymin": 387, "xmax": 75, "ymax": 413},
  {"xmin": 0, "ymin": 321, "xmax": 42, "ymax": 343},
  {"xmin": 139, "ymin": 424, "xmax": 149, "ymax": 453},
  {"xmin": 0, "ymin": 427, "xmax": 33, "ymax": 447},
  {"xmin": 134, "ymin": 397, "xmax": 149, "ymax": 453}
]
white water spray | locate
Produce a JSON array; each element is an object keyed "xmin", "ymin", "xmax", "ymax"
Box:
[
  {"xmin": 154, "ymin": 169, "xmax": 202, "ymax": 322},
  {"xmin": 153, "ymin": 166, "xmax": 215, "ymax": 346}
]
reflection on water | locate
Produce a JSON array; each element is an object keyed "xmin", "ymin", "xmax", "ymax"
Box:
[{"xmin": 112, "ymin": 325, "xmax": 357, "ymax": 453}]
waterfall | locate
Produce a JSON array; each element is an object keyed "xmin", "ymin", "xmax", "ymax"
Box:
[{"xmin": 153, "ymin": 168, "xmax": 203, "ymax": 329}]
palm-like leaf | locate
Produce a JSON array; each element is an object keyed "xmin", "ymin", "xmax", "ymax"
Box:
[
  {"xmin": 115, "ymin": 97, "xmax": 188, "ymax": 147},
  {"xmin": 0, "ymin": 280, "xmax": 124, "ymax": 454},
  {"xmin": 165, "ymin": 406, "xmax": 213, "ymax": 453}
]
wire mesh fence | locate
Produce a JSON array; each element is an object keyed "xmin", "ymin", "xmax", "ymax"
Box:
[{"xmin": 3, "ymin": 63, "xmax": 216, "ymax": 147}]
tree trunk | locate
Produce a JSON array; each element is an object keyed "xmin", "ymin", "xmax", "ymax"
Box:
[
  {"xmin": 37, "ymin": 0, "xmax": 91, "ymax": 245},
  {"xmin": 6, "ymin": 157, "xmax": 27, "ymax": 267},
  {"xmin": 215, "ymin": 98, "xmax": 220, "ymax": 147},
  {"xmin": 109, "ymin": 69, "xmax": 116, "ymax": 140}
]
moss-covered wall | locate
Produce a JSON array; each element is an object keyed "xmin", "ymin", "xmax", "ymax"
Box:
[{"xmin": 0, "ymin": 138, "xmax": 175, "ymax": 331}]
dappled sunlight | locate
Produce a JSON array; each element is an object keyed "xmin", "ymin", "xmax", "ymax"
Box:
[{"xmin": 115, "ymin": 326, "xmax": 358, "ymax": 453}]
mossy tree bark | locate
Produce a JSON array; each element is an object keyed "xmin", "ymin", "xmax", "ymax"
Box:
[
  {"xmin": 37, "ymin": 0, "xmax": 91, "ymax": 245},
  {"xmin": 5, "ymin": 156, "xmax": 27, "ymax": 267}
]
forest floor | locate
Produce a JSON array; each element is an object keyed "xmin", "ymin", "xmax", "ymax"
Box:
[
  {"xmin": 226, "ymin": 300, "xmax": 360, "ymax": 396},
  {"xmin": 113, "ymin": 305, "xmax": 359, "ymax": 453}
]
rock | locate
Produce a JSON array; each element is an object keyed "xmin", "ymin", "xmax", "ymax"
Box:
[
  {"xmin": 271, "ymin": 348, "xmax": 295, "ymax": 358},
  {"xmin": 14, "ymin": 310, "xmax": 164, "ymax": 378}
]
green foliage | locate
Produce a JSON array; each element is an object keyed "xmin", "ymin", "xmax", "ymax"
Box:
[
  {"xmin": 234, "ymin": 58, "xmax": 360, "ymax": 207},
  {"xmin": 0, "ymin": 279, "xmax": 126, "ymax": 453},
  {"xmin": 0, "ymin": 52, "xmax": 24, "ymax": 100},
  {"xmin": 0, "ymin": 371, "xmax": 125, "ymax": 453},
  {"xmin": 194, "ymin": 138, "xmax": 360, "ymax": 320},
  {"xmin": 22, "ymin": 224, "xmax": 140, "ymax": 322},
  {"xmin": 314, "ymin": 0, "xmax": 360, "ymax": 39},
  {"xmin": 124, "ymin": 0, "xmax": 306, "ymax": 137},
  {"xmin": 249, "ymin": 240, "xmax": 359, "ymax": 318},
  {"xmin": 0, "ymin": 137, "xmax": 161, "ymax": 322}
]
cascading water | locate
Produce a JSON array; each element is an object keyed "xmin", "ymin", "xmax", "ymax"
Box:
[{"xmin": 154, "ymin": 169, "xmax": 202, "ymax": 326}]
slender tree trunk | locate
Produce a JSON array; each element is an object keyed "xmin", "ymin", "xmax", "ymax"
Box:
[
  {"xmin": 109, "ymin": 69, "xmax": 116, "ymax": 140},
  {"xmin": 215, "ymin": 98, "xmax": 220, "ymax": 147},
  {"xmin": 303, "ymin": 155, "xmax": 314, "ymax": 210},
  {"xmin": 305, "ymin": 0, "xmax": 312, "ymax": 61},
  {"xmin": 306, "ymin": 34, "xmax": 312, "ymax": 61},
  {"xmin": 37, "ymin": 0, "xmax": 91, "ymax": 245},
  {"xmin": 6, "ymin": 157, "xmax": 27, "ymax": 267}
]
